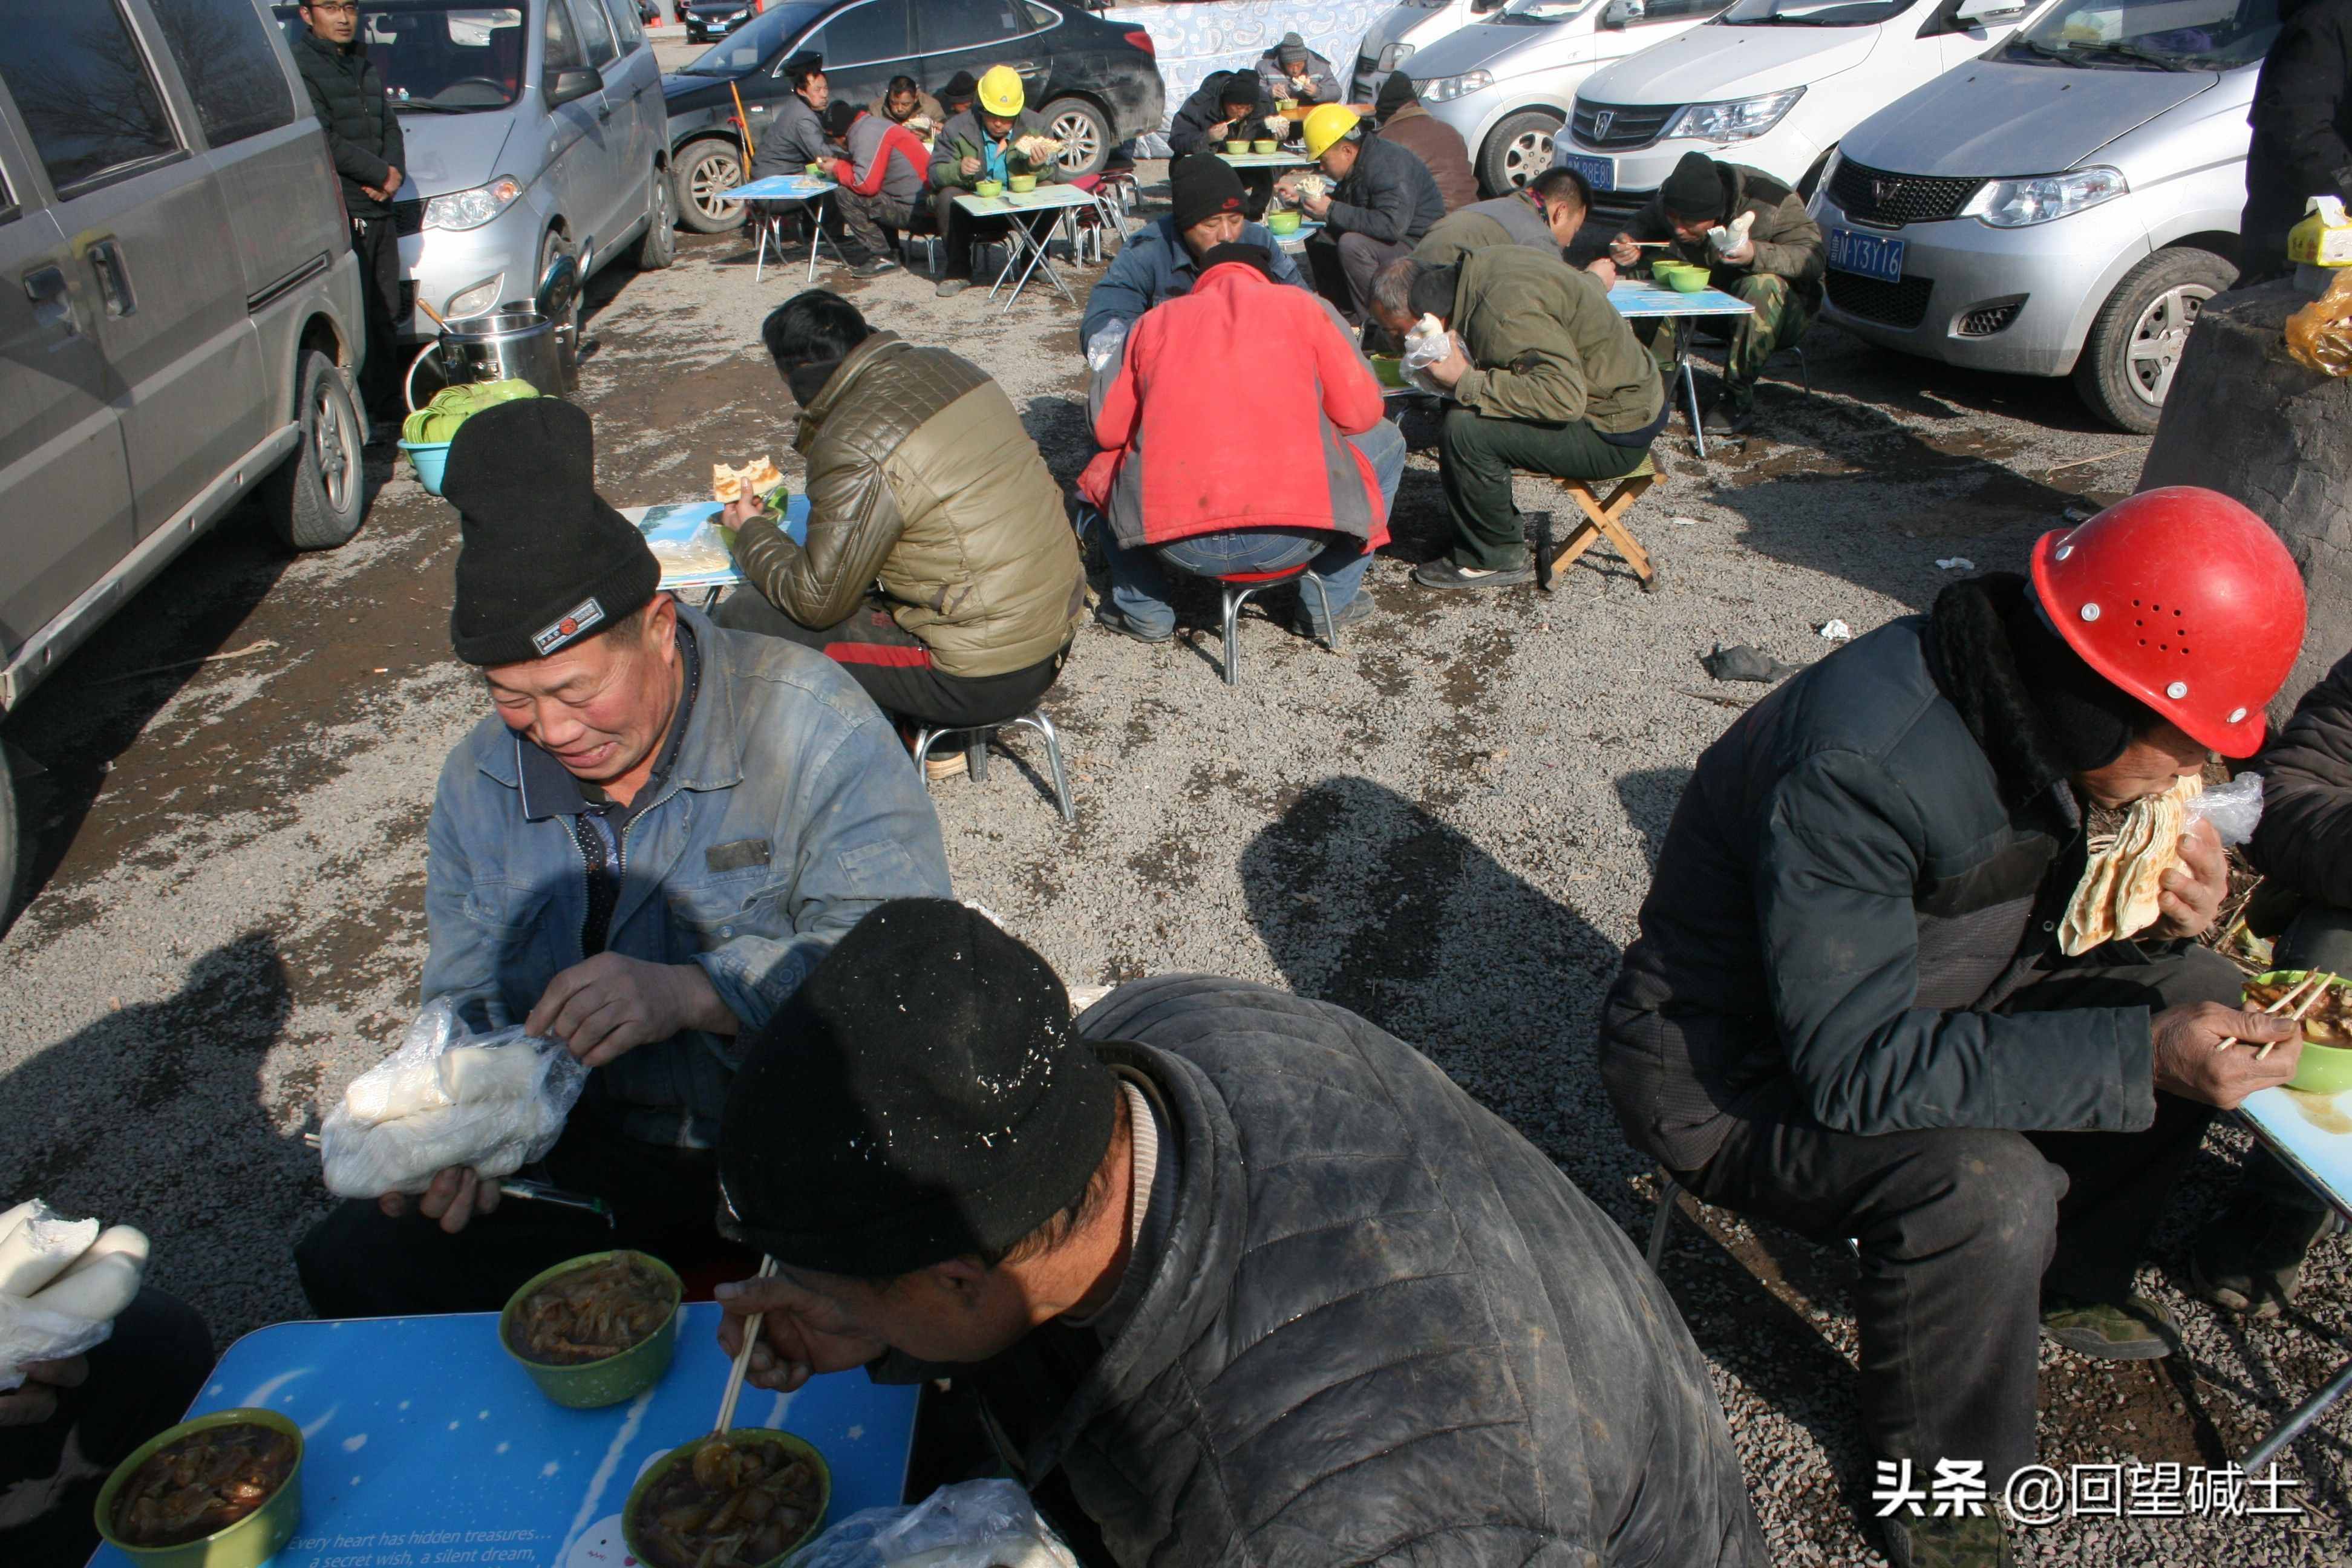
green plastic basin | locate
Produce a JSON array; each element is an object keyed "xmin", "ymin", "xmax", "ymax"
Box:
[
  {"xmin": 500, "ymin": 1250, "xmax": 682, "ymax": 1409},
  {"xmin": 623, "ymin": 1429, "xmax": 830, "ymax": 1568},
  {"xmin": 94, "ymin": 1408, "xmax": 303, "ymax": 1568}
]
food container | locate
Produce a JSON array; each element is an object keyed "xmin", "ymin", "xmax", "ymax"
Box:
[
  {"xmin": 1252, "ymin": 139, "xmax": 1278, "ymax": 154},
  {"xmin": 623, "ymin": 1430, "xmax": 831, "ymax": 1568},
  {"xmin": 1007, "ymin": 173, "xmax": 1037, "ymax": 194},
  {"xmin": 973, "ymin": 179, "xmax": 1003, "ymax": 198},
  {"xmin": 95, "ymin": 1408, "xmax": 304, "ymax": 1568},
  {"xmin": 1651, "ymin": 261, "xmax": 1709, "ymax": 293},
  {"xmin": 1225, "ymin": 139, "xmax": 1249, "ymax": 154},
  {"xmin": 1266, "ymin": 209, "xmax": 1301, "ymax": 235},
  {"xmin": 1276, "ymin": 98, "xmax": 1299, "ymax": 114},
  {"xmin": 399, "ymin": 440, "xmax": 454, "ymax": 495},
  {"xmin": 804, "ymin": 162, "xmax": 820, "ymax": 177},
  {"xmin": 2246, "ymin": 971, "xmax": 2352, "ymax": 1094},
  {"xmin": 1370, "ymin": 354, "xmax": 1406, "ymax": 390},
  {"xmin": 501, "ymin": 1250, "xmax": 682, "ymax": 1408}
]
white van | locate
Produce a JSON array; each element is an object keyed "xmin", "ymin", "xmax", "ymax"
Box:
[
  {"xmin": 1351, "ymin": 0, "xmax": 1510, "ymax": 102},
  {"xmin": 1551, "ymin": 0, "xmax": 2050, "ymax": 221}
]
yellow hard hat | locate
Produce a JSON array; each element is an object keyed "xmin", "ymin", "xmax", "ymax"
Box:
[
  {"xmin": 1301, "ymin": 103, "xmax": 1361, "ymax": 160},
  {"xmin": 977, "ymin": 64, "xmax": 1025, "ymax": 117}
]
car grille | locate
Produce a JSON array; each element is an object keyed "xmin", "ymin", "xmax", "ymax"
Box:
[
  {"xmin": 1569, "ymin": 100, "xmax": 1678, "ymax": 152},
  {"xmin": 1959, "ymin": 299, "xmax": 2025, "ymax": 337},
  {"xmin": 1827, "ymin": 270, "xmax": 1933, "ymax": 329},
  {"xmin": 1826, "ymin": 159, "xmax": 1981, "ymax": 229},
  {"xmin": 1587, "ymin": 190, "xmax": 1652, "ymax": 230},
  {"xmin": 391, "ymin": 197, "xmax": 426, "ymax": 237}
]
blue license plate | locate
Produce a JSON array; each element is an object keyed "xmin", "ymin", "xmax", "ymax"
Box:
[
  {"xmin": 1828, "ymin": 226, "xmax": 1906, "ymax": 284},
  {"xmin": 1556, "ymin": 152, "xmax": 1614, "ymax": 192}
]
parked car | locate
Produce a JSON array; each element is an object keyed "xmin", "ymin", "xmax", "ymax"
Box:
[
  {"xmin": 684, "ymin": 0, "xmax": 761, "ymax": 42},
  {"xmin": 663, "ymin": 0, "xmax": 1164, "ymax": 231},
  {"xmin": 1553, "ymin": 0, "xmax": 2051, "ymax": 227},
  {"xmin": 0, "ymin": 0, "xmax": 370, "ymax": 921},
  {"xmin": 1350, "ymin": 0, "xmax": 1509, "ymax": 103},
  {"xmin": 1812, "ymin": 0, "xmax": 2279, "ymax": 432},
  {"xmin": 269, "ymin": 0, "xmax": 678, "ymax": 370},
  {"xmin": 1397, "ymin": 0, "xmax": 1733, "ymax": 198}
]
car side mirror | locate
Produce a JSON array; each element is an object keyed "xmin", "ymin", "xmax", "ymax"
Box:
[
  {"xmin": 1952, "ymin": 0, "xmax": 2025, "ymax": 23},
  {"xmin": 1471, "ymin": 0, "xmax": 1506, "ymax": 12},
  {"xmin": 546, "ymin": 65, "xmax": 605, "ymax": 108},
  {"xmin": 1601, "ymin": 0, "xmax": 1647, "ymax": 28}
]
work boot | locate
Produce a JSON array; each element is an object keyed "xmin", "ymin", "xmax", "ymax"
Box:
[
  {"xmin": 1092, "ymin": 605, "xmax": 1172, "ymax": 644},
  {"xmin": 2039, "ymin": 1293, "xmax": 2180, "ymax": 1361},
  {"xmin": 935, "ymin": 278, "xmax": 972, "ymax": 298},
  {"xmin": 850, "ymin": 256, "xmax": 901, "ymax": 279},
  {"xmin": 2192, "ymin": 1185, "xmax": 2345, "ymax": 1318},
  {"xmin": 1882, "ymin": 1512, "xmax": 2014, "ymax": 1568},
  {"xmin": 1699, "ymin": 397, "xmax": 1754, "ymax": 437},
  {"xmin": 1412, "ymin": 556, "xmax": 1534, "ymax": 590},
  {"xmin": 1296, "ymin": 590, "xmax": 1373, "ymax": 641}
]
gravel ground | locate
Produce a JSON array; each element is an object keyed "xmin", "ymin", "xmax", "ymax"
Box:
[{"xmin": 2, "ymin": 163, "xmax": 2345, "ymax": 1565}]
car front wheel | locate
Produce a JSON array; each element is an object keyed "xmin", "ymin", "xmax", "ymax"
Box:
[
  {"xmin": 258, "ymin": 347, "xmax": 367, "ymax": 550},
  {"xmin": 0, "ymin": 739, "xmax": 26, "ymax": 937},
  {"xmin": 677, "ymin": 139, "xmax": 748, "ymax": 233},
  {"xmin": 1479, "ymin": 109, "xmax": 1561, "ymax": 195},
  {"xmin": 632, "ymin": 158, "xmax": 679, "ymax": 269},
  {"xmin": 2074, "ymin": 247, "xmax": 2235, "ymax": 434},
  {"xmin": 1042, "ymin": 97, "xmax": 1112, "ymax": 180}
]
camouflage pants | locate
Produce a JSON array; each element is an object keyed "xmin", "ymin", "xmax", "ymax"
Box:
[{"xmin": 1644, "ymin": 272, "xmax": 1813, "ymax": 414}]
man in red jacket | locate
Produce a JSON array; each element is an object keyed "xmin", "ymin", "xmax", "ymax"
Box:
[
  {"xmin": 1079, "ymin": 243, "xmax": 1405, "ymax": 644},
  {"xmin": 822, "ymin": 100, "xmax": 930, "ymax": 278}
]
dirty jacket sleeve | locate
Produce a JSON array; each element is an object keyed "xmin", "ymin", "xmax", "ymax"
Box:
[
  {"xmin": 2253, "ymin": 648, "xmax": 2352, "ymax": 901},
  {"xmin": 1453, "ymin": 279, "xmax": 1588, "ymax": 424},
  {"xmin": 1757, "ymin": 749, "xmax": 2156, "ymax": 1135},
  {"xmin": 733, "ymin": 439, "xmax": 907, "ymax": 632},
  {"xmin": 2256, "ymin": 3, "xmax": 2352, "ymax": 200},
  {"xmin": 1740, "ymin": 186, "xmax": 1824, "ymax": 287}
]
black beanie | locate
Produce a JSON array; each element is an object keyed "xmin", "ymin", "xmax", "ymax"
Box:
[
  {"xmin": 1171, "ymin": 152, "xmax": 1247, "ymax": 231},
  {"xmin": 822, "ymin": 99, "xmax": 858, "ymax": 139},
  {"xmin": 2005, "ymin": 586, "xmax": 2157, "ymax": 772},
  {"xmin": 1374, "ymin": 71, "xmax": 1417, "ymax": 120},
  {"xmin": 443, "ymin": 399, "xmax": 659, "ymax": 666},
  {"xmin": 940, "ymin": 70, "xmax": 978, "ymax": 106},
  {"xmin": 717, "ymin": 900, "xmax": 1120, "ymax": 1278},
  {"xmin": 1199, "ymin": 241, "xmax": 1275, "ymax": 279},
  {"xmin": 1660, "ymin": 151, "xmax": 1728, "ymax": 222},
  {"xmin": 1217, "ymin": 70, "xmax": 1261, "ymax": 111}
]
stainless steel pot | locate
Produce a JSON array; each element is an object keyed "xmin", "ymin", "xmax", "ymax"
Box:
[{"xmin": 403, "ymin": 309, "xmax": 570, "ymax": 412}]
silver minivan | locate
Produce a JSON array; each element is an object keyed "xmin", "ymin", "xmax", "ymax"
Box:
[
  {"xmin": 1811, "ymin": 0, "xmax": 2281, "ymax": 432},
  {"xmin": 0, "ymin": 0, "xmax": 369, "ymax": 917}
]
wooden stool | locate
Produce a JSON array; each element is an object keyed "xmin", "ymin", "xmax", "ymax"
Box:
[{"xmin": 1541, "ymin": 455, "xmax": 1660, "ymax": 593}]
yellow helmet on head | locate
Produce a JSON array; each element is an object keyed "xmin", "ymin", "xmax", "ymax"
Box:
[
  {"xmin": 977, "ymin": 64, "xmax": 1026, "ymax": 117},
  {"xmin": 1301, "ymin": 103, "xmax": 1361, "ymax": 160}
]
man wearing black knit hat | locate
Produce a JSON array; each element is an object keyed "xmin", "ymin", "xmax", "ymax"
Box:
[
  {"xmin": 1604, "ymin": 148, "xmax": 1823, "ymax": 437},
  {"xmin": 1078, "ymin": 152, "xmax": 1310, "ymax": 356},
  {"xmin": 295, "ymin": 399, "xmax": 953, "ymax": 1319},
  {"xmin": 712, "ymin": 899, "xmax": 1768, "ymax": 1567}
]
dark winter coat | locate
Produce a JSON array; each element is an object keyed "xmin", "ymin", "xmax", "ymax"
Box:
[
  {"xmin": 1379, "ymin": 102, "xmax": 1477, "ymax": 213},
  {"xmin": 292, "ymin": 26, "xmax": 406, "ymax": 217},
  {"xmin": 1167, "ymin": 71, "xmax": 1267, "ymax": 157},
  {"xmin": 1600, "ymin": 575, "xmax": 2163, "ymax": 1174},
  {"xmin": 963, "ymin": 975, "xmax": 1769, "ymax": 1568},
  {"xmin": 2241, "ymin": 0, "xmax": 2352, "ymax": 276},
  {"xmin": 2252, "ymin": 645, "xmax": 2352, "ymax": 899},
  {"xmin": 1415, "ymin": 190, "xmax": 1557, "ymax": 267},
  {"xmin": 1325, "ymin": 132, "xmax": 1446, "ymax": 246},
  {"xmin": 748, "ymin": 92, "xmax": 832, "ymax": 182},
  {"xmin": 1627, "ymin": 161, "xmax": 1822, "ymax": 307}
]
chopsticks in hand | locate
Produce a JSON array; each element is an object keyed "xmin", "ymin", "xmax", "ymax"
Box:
[
  {"xmin": 714, "ymin": 1254, "xmax": 778, "ymax": 1437},
  {"xmin": 2213, "ymin": 972, "xmax": 2339, "ymax": 1059}
]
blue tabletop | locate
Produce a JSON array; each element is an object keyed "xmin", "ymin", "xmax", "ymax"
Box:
[
  {"xmin": 719, "ymin": 175, "xmax": 837, "ymax": 203},
  {"xmin": 2243, "ymin": 1083, "xmax": 2352, "ymax": 1219},
  {"xmin": 90, "ymin": 1307, "xmax": 915, "ymax": 1568},
  {"xmin": 624, "ymin": 498, "xmax": 808, "ymax": 593},
  {"xmin": 1607, "ymin": 279, "xmax": 1755, "ymax": 319}
]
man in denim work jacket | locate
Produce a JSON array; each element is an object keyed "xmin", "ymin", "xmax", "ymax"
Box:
[{"xmin": 296, "ymin": 399, "xmax": 952, "ymax": 1316}]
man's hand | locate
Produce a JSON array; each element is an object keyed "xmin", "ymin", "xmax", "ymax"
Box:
[
  {"xmin": 526, "ymin": 954, "xmax": 735, "ymax": 1068},
  {"xmin": 715, "ymin": 1272, "xmax": 888, "ymax": 1393},
  {"xmin": 1609, "ymin": 234, "xmax": 1641, "ymax": 267},
  {"xmin": 959, "ymin": 154, "xmax": 982, "ymax": 178},
  {"xmin": 2151, "ymin": 1002, "xmax": 2302, "ymax": 1109},
  {"xmin": 0, "ymin": 1356, "xmax": 88, "ymax": 1427},
  {"xmin": 2152, "ymin": 816, "xmax": 2227, "ymax": 939},
  {"xmin": 382, "ymin": 165, "xmax": 403, "ymax": 194},
  {"xmin": 1585, "ymin": 256, "xmax": 1619, "ymax": 286},
  {"xmin": 1209, "ymin": 117, "xmax": 1233, "ymax": 140},
  {"xmin": 1301, "ymin": 187, "xmax": 1332, "ymax": 220},
  {"xmin": 1426, "ymin": 333, "xmax": 1471, "ymax": 389},
  {"xmin": 378, "ymin": 1166, "xmax": 503, "ymax": 1233},
  {"xmin": 719, "ymin": 494, "xmax": 764, "ymax": 534},
  {"xmin": 1717, "ymin": 235, "xmax": 1756, "ymax": 266}
]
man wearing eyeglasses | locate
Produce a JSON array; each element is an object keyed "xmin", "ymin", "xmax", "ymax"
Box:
[{"xmin": 292, "ymin": 0, "xmax": 407, "ymax": 433}]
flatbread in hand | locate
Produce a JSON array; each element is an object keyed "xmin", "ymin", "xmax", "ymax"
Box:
[
  {"xmin": 711, "ymin": 457, "xmax": 785, "ymax": 505},
  {"xmin": 2058, "ymin": 774, "xmax": 2204, "ymax": 955}
]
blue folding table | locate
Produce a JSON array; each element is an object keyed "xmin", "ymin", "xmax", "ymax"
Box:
[
  {"xmin": 717, "ymin": 174, "xmax": 841, "ymax": 284},
  {"xmin": 2236, "ymin": 1085, "xmax": 2352, "ymax": 1471},
  {"xmin": 1606, "ymin": 279, "xmax": 1754, "ymax": 459}
]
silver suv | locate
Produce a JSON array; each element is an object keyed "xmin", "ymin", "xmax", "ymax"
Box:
[{"xmin": 0, "ymin": 0, "xmax": 368, "ymax": 918}]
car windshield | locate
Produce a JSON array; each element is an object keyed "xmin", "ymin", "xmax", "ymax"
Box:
[
  {"xmin": 1720, "ymin": 0, "xmax": 1918, "ymax": 24},
  {"xmin": 1491, "ymin": 0, "xmax": 1597, "ymax": 24},
  {"xmin": 273, "ymin": 4, "xmax": 531, "ymax": 110},
  {"xmin": 676, "ymin": 1, "xmax": 828, "ymax": 73},
  {"xmin": 2005, "ymin": 0, "xmax": 2282, "ymax": 68}
]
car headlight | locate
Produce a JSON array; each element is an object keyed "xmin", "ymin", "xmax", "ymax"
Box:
[
  {"xmin": 1959, "ymin": 166, "xmax": 2128, "ymax": 228},
  {"xmin": 1420, "ymin": 70, "xmax": 1492, "ymax": 102},
  {"xmin": 1377, "ymin": 42, "xmax": 1417, "ymax": 71},
  {"xmin": 1664, "ymin": 88, "xmax": 1805, "ymax": 145},
  {"xmin": 423, "ymin": 175, "xmax": 525, "ymax": 232},
  {"xmin": 442, "ymin": 275, "xmax": 505, "ymax": 319}
]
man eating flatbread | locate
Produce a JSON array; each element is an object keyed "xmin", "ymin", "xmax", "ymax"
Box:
[{"xmin": 2061, "ymin": 774, "xmax": 2205, "ymax": 953}]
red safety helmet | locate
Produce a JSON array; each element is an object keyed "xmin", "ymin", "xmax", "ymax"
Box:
[{"xmin": 2030, "ymin": 487, "xmax": 2305, "ymax": 758}]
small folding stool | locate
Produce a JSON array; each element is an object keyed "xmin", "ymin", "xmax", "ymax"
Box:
[
  {"xmin": 909, "ymin": 711, "xmax": 1075, "ymax": 825},
  {"xmin": 1213, "ymin": 563, "xmax": 1340, "ymax": 688},
  {"xmin": 1540, "ymin": 454, "xmax": 1661, "ymax": 593}
]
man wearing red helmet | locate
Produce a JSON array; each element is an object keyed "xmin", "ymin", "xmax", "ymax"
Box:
[{"xmin": 1598, "ymin": 489, "xmax": 2307, "ymax": 1566}]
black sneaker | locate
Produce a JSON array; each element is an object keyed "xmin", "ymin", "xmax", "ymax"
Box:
[
  {"xmin": 2039, "ymin": 1294, "xmax": 2180, "ymax": 1361},
  {"xmin": 851, "ymin": 256, "xmax": 901, "ymax": 279},
  {"xmin": 1296, "ymin": 591, "xmax": 1374, "ymax": 640},
  {"xmin": 2192, "ymin": 1186, "xmax": 2345, "ymax": 1318},
  {"xmin": 1093, "ymin": 606, "xmax": 1172, "ymax": 644},
  {"xmin": 1699, "ymin": 400, "xmax": 1754, "ymax": 437},
  {"xmin": 1412, "ymin": 558, "xmax": 1534, "ymax": 590}
]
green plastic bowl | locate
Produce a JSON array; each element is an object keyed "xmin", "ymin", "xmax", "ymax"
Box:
[
  {"xmin": 1370, "ymin": 354, "xmax": 1406, "ymax": 390},
  {"xmin": 2247, "ymin": 971, "xmax": 2352, "ymax": 1093},
  {"xmin": 1225, "ymin": 139, "xmax": 1249, "ymax": 154},
  {"xmin": 623, "ymin": 1429, "xmax": 830, "ymax": 1568},
  {"xmin": 1652, "ymin": 261, "xmax": 1708, "ymax": 293},
  {"xmin": 500, "ymin": 1250, "xmax": 682, "ymax": 1409},
  {"xmin": 95, "ymin": 1408, "xmax": 303, "ymax": 1568},
  {"xmin": 1266, "ymin": 209, "xmax": 1301, "ymax": 235},
  {"xmin": 1252, "ymin": 140, "xmax": 1278, "ymax": 154},
  {"xmin": 973, "ymin": 179, "xmax": 1003, "ymax": 198},
  {"xmin": 1007, "ymin": 173, "xmax": 1037, "ymax": 193}
]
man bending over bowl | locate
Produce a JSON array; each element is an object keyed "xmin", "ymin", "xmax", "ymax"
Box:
[
  {"xmin": 295, "ymin": 399, "xmax": 950, "ymax": 1318},
  {"xmin": 711, "ymin": 898, "xmax": 1769, "ymax": 1567}
]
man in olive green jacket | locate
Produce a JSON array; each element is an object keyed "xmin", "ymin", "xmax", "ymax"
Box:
[
  {"xmin": 717, "ymin": 292, "xmax": 1084, "ymax": 744},
  {"xmin": 1370, "ymin": 249, "xmax": 1664, "ymax": 589}
]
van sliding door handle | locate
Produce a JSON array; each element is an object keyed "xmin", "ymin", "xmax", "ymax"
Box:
[{"xmin": 88, "ymin": 240, "xmax": 136, "ymax": 318}]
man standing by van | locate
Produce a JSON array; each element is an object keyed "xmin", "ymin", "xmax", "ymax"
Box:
[{"xmin": 292, "ymin": 0, "xmax": 406, "ymax": 433}]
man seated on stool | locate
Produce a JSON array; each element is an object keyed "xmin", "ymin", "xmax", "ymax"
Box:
[
  {"xmin": 1079, "ymin": 155, "xmax": 1308, "ymax": 359},
  {"xmin": 1078, "ymin": 241, "xmax": 1404, "ymax": 646},
  {"xmin": 927, "ymin": 64, "xmax": 1060, "ymax": 299},
  {"xmin": 717, "ymin": 291, "xmax": 1084, "ymax": 777},
  {"xmin": 2192, "ymin": 644, "xmax": 2352, "ymax": 1313},
  {"xmin": 710, "ymin": 901, "xmax": 1769, "ymax": 1567},
  {"xmin": 1370, "ymin": 72, "xmax": 1474, "ymax": 214},
  {"xmin": 1255, "ymin": 30, "xmax": 1342, "ymax": 106},
  {"xmin": 1166, "ymin": 70, "xmax": 1279, "ymax": 218},
  {"xmin": 1415, "ymin": 166, "xmax": 1604, "ymax": 270},
  {"xmin": 1606, "ymin": 150, "xmax": 1821, "ymax": 438},
  {"xmin": 869, "ymin": 74, "xmax": 942, "ymax": 139},
  {"xmin": 746, "ymin": 51, "xmax": 834, "ymax": 181},
  {"xmin": 295, "ymin": 399, "xmax": 950, "ymax": 1318},
  {"xmin": 821, "ymin": 100, "xmax": 929, "ymax": 279},
  {"xmin": 1281, "ymin": 106, "xmax": 1445, "ymax": 326},
  {"xmin": 1368, "ymin": 250, "xmax": 1664, "ymax": 591}
]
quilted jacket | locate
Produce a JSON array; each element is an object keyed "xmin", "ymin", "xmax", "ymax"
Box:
[
  {"xmin": 2252, "ymin": 644, "xmax": 2352, "ymax": 900},
  {"xmin": 292, "ymin": 27, "xmax": 405, "ymax": 216}
]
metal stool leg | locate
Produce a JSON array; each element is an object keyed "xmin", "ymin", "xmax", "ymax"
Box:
[
  {"xmin": 1008, "ymin": 710, "xmax": 1076, "ymax": 825},
  {"xmin": 1221, "ymin": 586, "xmax": 1246, "ymax": 687},
  {"xmin": 909, "ymin": 725, "xmax": 944, "ymax": 789},
  {"xmin": 1302, "ymin": 573, "xmax": 1339, "ymax": 652},
  {"xmin": 1647, "ymin": 1168, "xmax": 1682, "ymax": 1272}
]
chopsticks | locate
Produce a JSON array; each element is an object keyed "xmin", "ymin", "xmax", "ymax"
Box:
[
  {"xmin": 714, "ymin": 1255, "xmax": 777, "ymax": 1437},
  {"xmin": 2214, "ymin": 972, "xmax": 2339, "ymax": 1057}
]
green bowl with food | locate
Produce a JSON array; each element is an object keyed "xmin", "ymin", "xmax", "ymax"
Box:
[
  {"xmin": 1252, "ymin": 139, "xmax": 1278, "ymax": 154},
  {"xmin": 1266, "ymin": 209, "xmax": 1301, "ymax": 235},
  {"xmin": 1370, "ymin": 354, "xmax": 1407, "ymax": 390},
  {"xmin": 1651, "ymin": 261, "xmax": 1709, "ymax": 293},
  {"xmin": 1225, "ymin": 139, "xmax": 1249, "ymax": 154},
  {"xmin": 624, "ymin": 1429, "xmax": 830, "ymax": 1568},
  {"xmin": 96, "ymin": 1408, "xmax": 303, "ymax": 1568},
  {"xmin": 501, "ymin": 1250, "xmax": 682, "ymax": 1409},
  {"xmin": 2246, "ymin": 971, "xmax": 2352, "ymax": 1093},
  {"xmin": 1007, "ymin": 172, "xmax": 1037, "ymax": 193},
  {"xmin": 973, "ymin": 178, "xmax": 1003, "ymax": 198}
]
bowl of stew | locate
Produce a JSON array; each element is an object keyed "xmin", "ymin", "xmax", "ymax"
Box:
[
  {"xmin": 624, "ymin": 1429, "xmax": 829, "ymax": 1568},
  {"xmin": 95, "ymin": 1408, "xmax": 303, "ymax": 1568},
  {"xmin": 501, "ymin": 1249, "xmax": 683, "ymax": 1408}
]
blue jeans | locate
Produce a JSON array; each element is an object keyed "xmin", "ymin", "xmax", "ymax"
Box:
[{"xmin": 1105, "ymin": 420, "xmax": 1405, "ymax": 638}]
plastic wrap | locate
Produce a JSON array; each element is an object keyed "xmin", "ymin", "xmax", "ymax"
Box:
[
  {"xmin": 2189, "ymin": 771, "xmax": 2264, "ymax": 848},
  {"xmin": 1401, "ymin": 313, "xmax": 1460, "ymax": 399},
  {"xmin": 0, "ymin": 1200, "xmax": 132, "ymax": 1391},
  {"xmin": 794, "ymin": 1480, "xmax": 1079, "ymax": 1568},
  {"xmin": 2284, "ymin": 269, "xmax": 2352, "ymax": 377},
  {"xmin": 318, "ymin": 998, "xmax": 588, "ymax": 1199}
]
